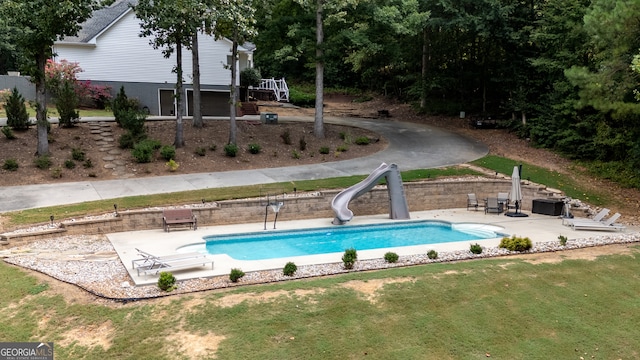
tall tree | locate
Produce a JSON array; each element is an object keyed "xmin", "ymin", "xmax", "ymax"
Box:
[
  {"xmin": 1, "ymin": 0, "xmax": 98, "ymax": 155},
  {"xmin": 135, "ymin": 0, "xmax": 210, "ymax": 148},
  {"xmin": 214, "ymin": 0, "xmax": 257, "ymax": 145},
  {"xmin": 191, "ymin": 33, "xmax": 203, "ymax": 128}
]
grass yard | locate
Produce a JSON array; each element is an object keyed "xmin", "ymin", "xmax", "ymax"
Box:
[{"xmin": 2, "ymin": 247, "xmax": 639, "ymax": 359}]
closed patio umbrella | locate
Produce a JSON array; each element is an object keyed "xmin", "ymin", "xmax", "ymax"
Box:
[{"xmin": 506, "ymin": 165, "xmax": 528, "ymax": 217}]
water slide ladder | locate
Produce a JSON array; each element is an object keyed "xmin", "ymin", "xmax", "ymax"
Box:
[{"xmin": 331, "ymin": 163, "xmax": 410, "ymax": 225}]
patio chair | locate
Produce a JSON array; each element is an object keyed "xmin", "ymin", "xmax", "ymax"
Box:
[
  {"xmin": 497, "ymin": 192, "xmax": 510, "ymax": 210},
  {"xmin": 467, "ymin": 193, "xmax": 483, "ymax": 211},
  {"xmin": 131, "ymin": 248, "xmax": 206, "ymax": 271},
  {"xmin": 562, "ymin": 208, "xmax": 609, "ymax": 226},
  {"xmin": 484, "ymin": 197, "xmax": 503, "ymax": 214},
  {"xmin": 570, "ymin": 212, "xmax": 626, "ymax": 232}
]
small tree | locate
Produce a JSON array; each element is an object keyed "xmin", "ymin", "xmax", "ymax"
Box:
[
  {"xmin": 5, "ymin": 87, "xmax": 29, "ymax": 130},
  {"xmin": 342, "ymin": 248, "xmax": 358, "ymax": 269},
  {"xmin": 55, "ymin": 81, "xmax": 80, "ymax": 127}
]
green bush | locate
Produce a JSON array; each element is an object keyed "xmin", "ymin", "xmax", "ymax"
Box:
[
  {"xmin": 319, "ymin": 146, "xmax": 330, "ymax": 154},
  {"xmin": 342, "ymin": 248, "xmax": 358, "ymax": 269},
  {"xmin": 132, "ymin": 140, "xmax": 156, "ymax": 163},
  {"xmin": 119, "ymin": 108, "xmax": 146, "ymax": 137},
  {"xmin": 229, "ymin": 268, "xmax": 245, "ymax": 283},
  {"xmin": 55, "ymin": 81, "xmax": 80, "ymax": 128},
  {"xmin": 5, "ymin": 87, "xmax": 30, "ymax": 130},
  {"xmin": 157, "ymin": 271, "xmax": 177, "ymax": 292},
  {"xmin": 71, "ymin": 148, "xmax": 86, "ymax": 161},
  {"xmin": 64, "ymin": 159, "xmax": 76, "ymax": 169},
  {"xmin": 160, "ymin": 145, "xmax": 176, "ymax": 160},
  {"xmin": 469, "ymin": 243, "xmax": 483, "ymax": 254},
  {"xmin": 283, "ymin": 262, "xmax": 297, "ymax": 276},
  {"xmin": 355, "ymin": 136, "xmax": 371, "ymax": 145},
  {"xmin": 289, "ymin": 87, "xmax": 315, "ymax": 107},
  {"xmin": 248, "ymin": 143, "xmax": 261, "ymax": 154},
  {"xmin": 209, "ymin": 143, "xmax": 217, "ymax": 151},
  {"xmin": 384, "ymin": 252, "xmax": 399, "ymax": 263},
  {"xmin": 195, "ymin": 147, "xmax": 207, "ymax": 156},
  {"xmin": 299, "ymin": 137, "xmax": 307, "ymax": 151},
  {"xmin": 1, "ymin": 126, "xmax": 16, "ymax": 139},
  {"xmin": 291, "ymin": 149, "xmax": 300, "ymax": 159},
  {"xmin": 34, "ymin": 155, "xmax": 52, "ymax": 170},
  {"xmin": 112, "ymin": 86, "xmax": 141, "ymax": 126},
  {"xmin": 50, "ymin": 167, "xmax": 62, "ymax": 178},
  {"xmin": 240, "ymin": 67, "xmax": 261, "ymax": 88},
  {"xmin": 2, "ymin": 159, "xmax": 18, "ymax": 171},
  {"xmin": 336, "ymin": 144, "xmax": 348, "ymax": 152},
  {"xmin": 558, "ymin": 235, "xmax": 568, "ymax": 246},
  {"xmin": 499, "ymin": 235, "xmax": 532, "ymax": 252},
  {"xmin": 224, "ymin": 143, "xmax": 238, "ymax": 157},
  {"xmin": 281, "ymin": 129, "xmax": 292, "ymax": 145},
  {"xmin": 83, "ymin": 159, "xmax": 94, "ymax": 168},
  {"xmin": 427, "ymin": 250, "xmax": 438, "ymax": 259}
]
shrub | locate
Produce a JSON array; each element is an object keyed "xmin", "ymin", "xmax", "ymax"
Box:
[
  {"xmin": 5, "ymin": 87, "xmax": 30, "ymax": 130},
  {"xmin": 119, "ymin": 109, "xmax": 147, "ymax": 137},
  {"xmin": 2, "ymin": 159, "xmax": 18, "ymax": 171},
  {"xmin": 83, "ymin": 159, "xmax": 94, "ymax": 168},
  {"xmin": 166, "ymin": 159, "xmax": 179, "ymax": 172},
  {"xmin": 499, "ymin": 235, "xmax": 532, "ymax": 252},
  {"xmin": 342, "ymin": 248, "xmax": 358, "ymax": 269},
  {"xmin": 157, "ymin": 271, "xmax": 177, "ymax": 291},
  {"xmin": 469, "ymin": 243, "xmax": 483, "ymax": 254},
  {"xmin": 283, "ymin": 262, "xmax": 297, "ymax": 276},
  {"xmin": 229, "ymin": 268, "xmax": 245, "ymax": 283},
  {"xmin": 160, "ymin": 145, "xmax": 176, "ymax": 160},
  {"xmin": 355, "ymin": 136, "xmax": 371, "ymax": 145},
  {"xmin": 291, "ymin": 150, "xmax": 300, "ymax": 159},
  {"xmin": 280, "ymin": 129, "xmax": 292, "ymax": 145},
  {"xmin": 51, "ymin": 167, "xmax": 62, "ymax": 178},
  {"xmin": 71, "ymin": 148, "xmax": 85, "ymax": 161},
  {"xmin": 132, "ymin": 141, "xmax": 156, "ymax": 163},
  {"xmin": 240, "ymin": 68, "xmax": 261, "ymax": 88},
  {"xmin": 34, "ymin": 155, "xmax": 52, "ymax": 170},
  {"xmin": 1, "ymin": 126, "xmax": 16, "ymax": 139},
  {"xmin": 209, "ymin": 143, "xmax": 217, "ymax": 151},
  {"xmin": 289, "ymin": 87, "xmax": 315, "ymax": 107},
  {"xmin": 195, "ymin": 147, "xmax": 207, "ymax": 156},
  {"xmin": 384, "ymin": 252, "xmax": 399, "ymax": 263},
  {"xmin": 112, "ymin": 86, "xmax": 141, "ymax": 126},
  {"xmin": 55, "ymin": 81, "xmax": 80, "ymax": 128},
  {"xmin": 224, "ymin": 143, "xmax": 238, "ymax": 157},
  {"xmin": 64, "ymin": 159, "xmax": 76, "ymax": 169},
  {"xmin": 558, "ymin": 235, "xmax": 568, "ymax": 246},
  {"xmin": 427, "ymin": 250, "xmax": 438, "ymax": 259},
  {"xmin": 336, "ymin": 144, "xmax": 348, "ymax": 152},
  {"xmin": 319, "ymin": 146, "xmax": 330, "ymax": 154},
  {"xmin": 248, "ymin": 143, "xmax": 261, "ymax": 154},
  {"xmin": 299, "ymin": 136, "xmax": 307, "ymax": 151}
]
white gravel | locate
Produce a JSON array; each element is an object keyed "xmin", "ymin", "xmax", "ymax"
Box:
[{"xmin": 2, "ymin": 232, "xmax": 639, "ymax": 302}]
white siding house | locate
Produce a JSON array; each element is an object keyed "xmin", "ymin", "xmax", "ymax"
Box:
[{"xmin": 52, "ymin": 0, "xmax": 254, "ymax": 116}]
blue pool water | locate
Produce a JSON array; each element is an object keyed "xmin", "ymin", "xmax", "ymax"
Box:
[{"xmin": 201, "ymin": 220, "xmax": 502, "ymax": 261}]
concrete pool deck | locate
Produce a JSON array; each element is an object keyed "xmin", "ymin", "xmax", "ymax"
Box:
[{"xmin": 107, "ymin": 209, "xmax": 639, "ymax": 286}]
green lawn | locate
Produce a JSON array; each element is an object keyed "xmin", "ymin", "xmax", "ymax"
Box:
[{"xmin": 2, "ymin": 247, "xmax": 638, "ymax": 359}]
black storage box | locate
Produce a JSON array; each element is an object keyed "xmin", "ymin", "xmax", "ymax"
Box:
[{"xmin": 532, "ymin": 199, "xmax": 564, "ymax": 216}]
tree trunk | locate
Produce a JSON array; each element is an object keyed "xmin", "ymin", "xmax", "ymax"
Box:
[
  {"xmin": 420, "ymin": 27, "xmax": 428, "ymax": 109},
  {"xmin": 228, "ymin": 28, "xmax": 238, "ymax": 145},
  {"xmin": 313, "ymin": 0, "xmax": 325, "ymax": 139},
  {"xmin": 35, "ymin": 50, "xmax": 49, "ymax": 156},
  {"xmin": 192, "ymin": 33, "xmax": 203, "ymax": 128},
  {"xmin": 174, "ymin": 41, "xmax": 185, "ymax": 148}
]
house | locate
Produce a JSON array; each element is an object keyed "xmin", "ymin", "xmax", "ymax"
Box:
[{"xmin": 52, "ymin": 0, "xmax": 254, "ymax": 116}]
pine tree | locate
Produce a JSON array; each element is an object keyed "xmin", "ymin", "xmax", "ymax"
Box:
[{"xmin": 5, "ymin": 87, "xmax": 29, "ymax": 130}]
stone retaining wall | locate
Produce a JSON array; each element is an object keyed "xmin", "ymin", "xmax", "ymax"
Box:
[{"xmin": 1, "ymin": 179, "xmax": 558, "ymax": 246}]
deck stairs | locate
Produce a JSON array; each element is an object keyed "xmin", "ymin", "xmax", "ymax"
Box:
[{"xmin": 257, "ymin": 78, "xmax": 289, "ymax": 102}]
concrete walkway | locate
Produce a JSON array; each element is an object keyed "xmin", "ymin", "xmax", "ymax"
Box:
[{"xmin": 0, "ymin": 115, "xmax": 488, "ymax": 212}]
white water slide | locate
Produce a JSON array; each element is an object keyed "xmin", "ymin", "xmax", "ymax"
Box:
[{"xmin": 331, "ymin": 163, "xmax": 410, "ymax": 225}]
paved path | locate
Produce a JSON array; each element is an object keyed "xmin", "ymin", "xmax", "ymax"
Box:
[{"xmin": 0, "ymin": 115, "xmax": 488, "ymax": 212}]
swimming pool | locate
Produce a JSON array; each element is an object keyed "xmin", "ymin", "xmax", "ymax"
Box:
[{"xmin": 195, "ymin": 220, "xmax": 504, "ymax": 261}]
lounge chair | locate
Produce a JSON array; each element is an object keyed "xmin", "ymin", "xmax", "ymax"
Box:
[
  {"xmin": 132, "ymin": 248, "xmax": 211, "ymax": 275},
  {"xmin": 467, "ymin": 193, "xmax": 483, "ymax": 211},
  {"xmin": 140, "ymin": 257, "xmax": 214, "ymax": 277},
  {"xmin": 562, "ymin": 208, "xmax": 609, "ymax": 226},
  {"xmin": 484, "ymin": 197, "xmax": 503, "ymax": 214},
  {"xmin": 570, "ymin": 212, "xmax": 626, "ymax": 232}
]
